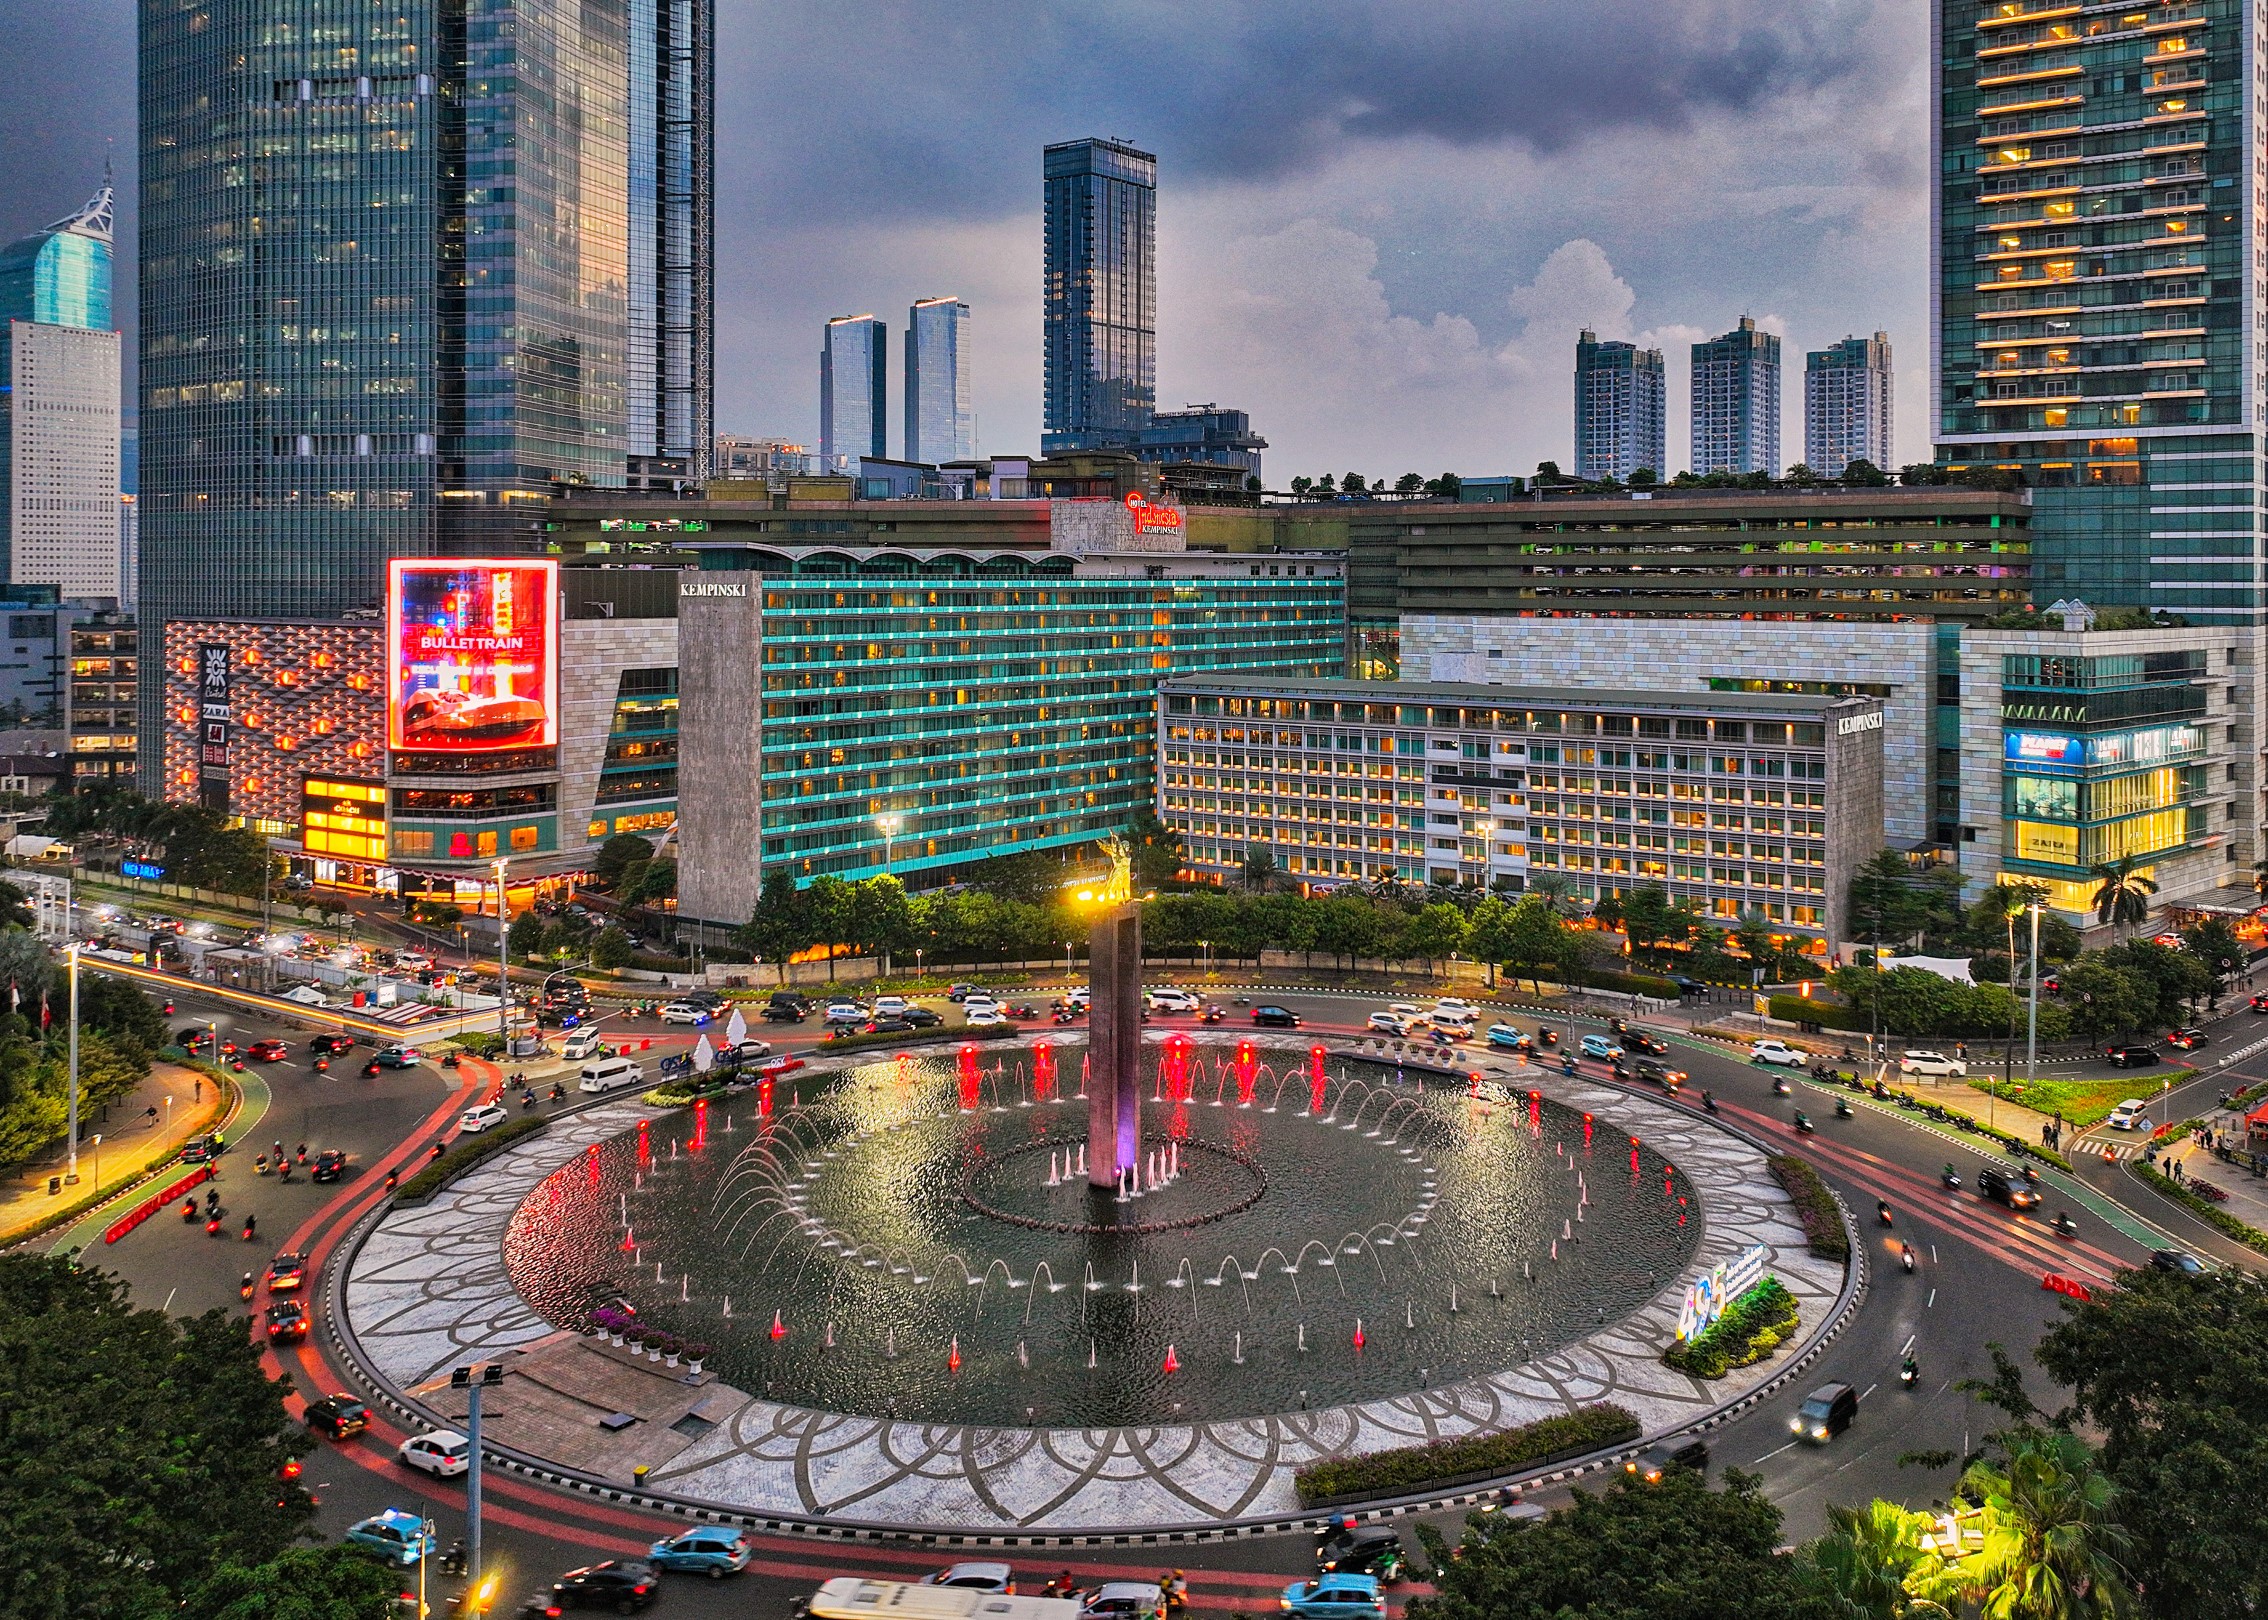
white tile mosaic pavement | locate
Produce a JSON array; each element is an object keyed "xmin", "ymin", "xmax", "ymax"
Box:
[{"xmin": 343, "ymin": 1047, "xmax": 1843, "ymax": 1532}]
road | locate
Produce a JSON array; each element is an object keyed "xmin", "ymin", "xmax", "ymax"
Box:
[{"xmin": 74, "ymin": 972, "xmax": 2249, "ymax": 1617}]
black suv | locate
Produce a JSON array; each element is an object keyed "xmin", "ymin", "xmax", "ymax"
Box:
[
  {"xmin": 1314, "ymin": 1524, "xmax": 1406, "ymax": 1580},
  {"xmin": 1976, "ymin": 1165, "xmax": 2041, "ymax": 1210},
  {"xmin": 310, "ymin": 1033, "xmax": 356, "ymax": 1056},
  {"xmin": 2150, "ymin": 1249, "xmax": 2206, "ymax": 1274},
  {"xmin": 1619, "ymin": 1028, "xmax": 1671, "ymax": 1057},
  {"xmin": 1625, "ymin": 1437, "xmax": 1709, "ymax": 1482},
  {"xmin": 311, "ymin": 1148, "xmax": 348, "ymax": 1183},
  {"xmin": 551, "ymin": 1561, "xmax": 659, "ymax": 1612},
  {"xmin": 304, "ymin": 1394, "xmax": 369, "ymax": 1440},
  {"xmin": 763, "ymin": 996, "xmax": 813, "ymax": 1023}
]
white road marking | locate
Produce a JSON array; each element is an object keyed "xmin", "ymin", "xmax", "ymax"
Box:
[
  {"xmin": 1900, "ymin": 1334, "xmax": 1915, "ymax": 1355},
  {"xmin": 1861, "ymin": 1383, "xmax": 1878, "ymax": 1401},
  {"xmin": 1927, "ymin": 1288, "xmax": 1937, "ymax": 1308},
  {"xmin": 1749, "ymin": 1441, "xmax": 1798, "ymax": 1465}
]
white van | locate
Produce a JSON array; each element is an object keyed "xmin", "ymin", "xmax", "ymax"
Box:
[
  {"xmin": 797, "ymin": 1579, "xmax": 1078, "ymax": 1620},
  {"xmin": 873, "ymin": 995, "xmax": 909, "ymax": 1018},
  {"xmin": 578, "ymin": 1055, "xmax": 646, "ymax": 1094},
  {"xmin": 1428, "ymin": 999, "xmax": 1478, "ymax": 1035},
  {"xmin": 561, "ymin": 1028, "xmax": 607, "ymax": 1063}
]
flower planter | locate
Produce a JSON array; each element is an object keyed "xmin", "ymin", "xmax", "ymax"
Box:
[
  {"xmin": 609, "ymin": 1331, "xmax": 625, "ymax": 1347},
  {"xmin": 686, "ymin": 1359, "xmax": 705, "ymax": 1376},
  {"xmin": 664, "ymin": 1353, "xmax": 680, "ymax": 1368}
]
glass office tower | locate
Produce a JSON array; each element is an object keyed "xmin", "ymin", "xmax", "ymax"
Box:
[
  {"xmin": 1932, "ymin": 0, "xmax": 2253, "ymax": 623},
  {"xmin": 0, "ymin": 181, "xmax": 122, "ymax": 600},
  {"xmin": 1573, "ymin": 329, "xmax": 1667, "ymax": 482},
  {"xmin": 820, "ymin": 315, "xmax": 887, "ymax": 467},
  {"xmin": 136, "ymin": 0, "xmax": 712, "ymax": 786},
  {"xmin": 1691, "ymin": 317, "xmax": 1783, "ymax": 476},
  {"xmin": 1804, "ymin": 332, "xmax": 1895, "ymax": 476},
  {"xmin": 1042, "ymin": 137, "xmax": 1156, "ymax": 454},
  {"xmin": 905, "ymin": 297, "xmax": 974, "ymax": 464}
]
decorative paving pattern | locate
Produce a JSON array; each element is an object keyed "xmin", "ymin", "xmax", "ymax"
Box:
[{"xmin": 342, "ymin": 1041, "xmax": 1842, "ymax": 1533}]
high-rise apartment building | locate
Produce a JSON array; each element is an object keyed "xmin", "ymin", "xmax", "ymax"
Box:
[
  {"xmin": 1691, "ymin": 317, "xmax": 1781, "ymax": 476},
  {"xmin": 905, "ymin": 297, "xmax": 974, "ymax": 464},
  {"xmin": 1573, "ymin": 329, "xmax": 1667, "ymax": 482},
  {"xmin": 0, "ymin": 182, "xmax": 121, "ymax": 603},
  {"xmin": 137, "ymin": 0, "xmax": 713, "ymax": 786},
  {"xmin": 1933, "ymin": 0, "xmax": 2250, "ymax": 625},
  {"xmin": 1804, "ymin": 332, "xmax": 1894, "ymax": 476},
  {"xmin": 1042, "ymin": 138, "xmax": 1156, "ymax": 455},
  {"xmin": 821, "ymin": 316, "xmax": 887, "ymax": 467}
]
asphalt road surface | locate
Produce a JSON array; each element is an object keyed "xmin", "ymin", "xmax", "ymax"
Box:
[{"xmin": 74, "ymin": 975, "xmax": 2248, "ymax": 1616}]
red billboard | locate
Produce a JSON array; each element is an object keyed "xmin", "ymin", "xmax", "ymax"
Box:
[{"xmin": 386, "ymin": 560, "xmax": 559, "ymax": 753}]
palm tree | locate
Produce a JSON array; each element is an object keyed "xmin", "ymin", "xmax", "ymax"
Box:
[
  {"xmin": 1956, "ymin": 1429, "xmax": 2133, "ymax": 1620},
  {"xmin": 1797, "ymin": 1499, "xmax": 1955, "ymax": 1620},
  {"xmin": 2089, "ymin": 858, "xmax": 2157, "ymax": 939},
  {"xmin": 1526, "ymin": 871, "xmax": 1576, "ymax": 917}
]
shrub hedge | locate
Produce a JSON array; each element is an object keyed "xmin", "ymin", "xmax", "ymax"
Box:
[
  {"xmin": 2131, "ymin": 1162, "xmax": 2268, "ymax": 1258},
  {"xmin": 814, "ymin": 1022, "xmax": 1026, "ymax": 1059},
  {"xmin": 1662, "ymin": 1278, "xmax": 1799, "ymax": 1379},
  {"xmin": 1767, "ymin": 1153, "xmax": 1849, "ymax": 1263},
  {"xmin": 451, "ymin": 1031, "xmax": 505, "ymax": 1059},
  {"xmin": 1767, "ymin": 995, "xmax": 1868, "ymax": 1032},
  {"xmin": 1567, "ymin": 965, "xmax": 1684, "ymax": 1000},
  {"xmin": 1291, "ymin": 1403, "xmax": 1639, "ymax": 1507},
  {"xmin": 393, "ymin": 1115, "xmax": 548, "ymax": 1205}
]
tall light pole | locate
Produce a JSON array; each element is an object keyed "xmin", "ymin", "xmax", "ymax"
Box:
[
  {"xmin": 493, "ymin": 857, "xmax": 510, "ymax": 1050},
  {"xmin": 2022, "ymin": 901, "xmax": 2044, "ymax": 1123},
  {"xmin": 451, "ymin": 1362, "xmax": 504, "ymax": 1591},
  {"xmin": 63, "ymin": 942, "xmax": 80, "ymax": 1184},
  {"xmin": 873, "ymin": 812, "xmax": 902, "ymax": 975}
]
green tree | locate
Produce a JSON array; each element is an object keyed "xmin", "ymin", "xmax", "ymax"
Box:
[
  {"xmin": 0, "ymin": 927, "xmax": 50, "ymax": 1012},
  {"xmin": 2099, "ymin": 939, "xmax": 2209, "ymax": 1026},
  {"xmin": 589, "ymin": 925, "xmax": 634, "ymax": 969},
  {"xmin": 1620, "ymin": 884, "xmax": 1700, "ymax": 957},
  {"xmin": 1842, "ymin": 458, "xmax": 1892, "ymax": 488},
  {"xmin": 849, "ymin": 874, "xmax": 915, "ymax": 965},
  {"xmin": 1955, "ymin": 1428, "xmax": 2133, "ymax": 1620},
  {"xmin": 735, "ymin": 868, "xmax": 809, "ymax": 984},
  {"xmin": 2055, "ymin": 956, "xmax": 2154, "ymax": 1046},
  {"xmin": 2179, "ymin": 916, "xmax": 2245, "ymax": 996},
  {"xmin": 2090, "ymin": 856, "xmax": 2157, "ymax": 938},
  {"xmin": 1464, "ymin": 894, "xmax": 1515, "ymax": 987},
  {"xmin": 1312, "ymin": 895, "xmax": 1386, "ymax": 969},
  {"xmin": 1502, "ymin": 896, "xmax": 1567, "ymax": 991},
  {"xmin": 505, "ymin": 910, "xmax": 545, "ymax": 963},
  {"xmin": 1394, "ymin": 472, "xmax": 1424, "ymax": 494},
  {"xmin": 1849, "ymin": 849, "xmax": 1932, "ymax": 950},
  {"xmin": 591, "ymin": 832, "xmax": 656, "ymax": 888},
  {"xmin": 1425, "ymin": 472, "xmax": 1464, "ymax": 499},
  {"xmin": 620, "ymin": 858, "xmax": 676, "ymax": 907},
  {"xmin": 1525, "ymin": 871, "xmax": 1576, "ymax": 917},
  {"xmin": 1342, "ymin": 471, "xmax": 1368, "ymax": 493},
  {"xmin": 1400, "ymin": 901, "xmax": 1469, "ymax": 971},
  {"xmin": 804, "ymin": 875, "xmax": 855, "ymax": 982},
  {"xmin": 0, "ymin": 1256, "xmax": 317, "ymax": 1620},
  {"xmin": 1239, "ymin": 846, "xmax": 1277, "ymax": 892},
  {"xmin": 2035, "ymin": 1265, "xmax": 2268, "ymax": 1619},
  {"xmin": 1410, "ymin": 1467, "xmax": 1812, "ymax": 1620},
  {"xmin": 1795, "ymin": 1499, "xmax": 1954, "ymax": 1620},
  {"xmin": 1733, "ymin": 907, "xmax": 1780, "ymax": 971},
  {"xmin": 74, "ymin": 972, "xmax": 168, "ymax": 1055},
  {"xmin": 182, "ymin": 1546, "xmax": 402, "ymax": 1620}
]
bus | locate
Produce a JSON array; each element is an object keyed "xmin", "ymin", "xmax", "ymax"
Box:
[{"xmin": 796, "ymin": 1580, "xmax": 1084, "ymax": 1620}]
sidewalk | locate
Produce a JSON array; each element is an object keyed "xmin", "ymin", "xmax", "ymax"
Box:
[
  {"xmin": 0, "ymin": 1060, "xmax": 226, "ymax": 1246},
  {"xmin": 2158, "ymin": 1126, "xmax": 2268, "ymax": 1234}
]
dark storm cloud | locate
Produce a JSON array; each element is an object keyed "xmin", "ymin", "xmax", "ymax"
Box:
[{"xmin": 721, "ymin": 0, "xmax": 1887, "ymax": 222}]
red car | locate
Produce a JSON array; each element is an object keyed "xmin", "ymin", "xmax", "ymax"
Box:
[
  {"xmin": 265, "ymin": 1300, "xmax": 310, "ymax": 1342},
  {"xmin": 246, "ymin": 1039, "xmax": 288, "ymax": 1062}
]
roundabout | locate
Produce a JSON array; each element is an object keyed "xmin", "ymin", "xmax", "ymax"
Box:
[{"xmin": 338, "ymin": 1032, "xmax": 1849, "ymax": 1533}]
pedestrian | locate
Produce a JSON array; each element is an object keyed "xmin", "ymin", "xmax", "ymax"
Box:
[{"xmin": 2042, "ymin": 1124, "xmax": 2052, "ymax": 1147}]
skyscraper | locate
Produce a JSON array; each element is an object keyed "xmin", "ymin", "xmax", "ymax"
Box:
[
  {"xmin": 1804, "ymin": 332, "xmax": 1893, "ymax": 476},
  {"xmin": 1572, "ymin": 329, "xmax": 1666, "ymax": 482},
  {"xmin": 1042, "ymin": 138, "xmax": 1155, "ymax": 454},
  {"xmin": 820, "ymin": 316, "xmax": 887, "ymax": 467},
  {"xmin": 137, "ymin": 0, "xmax": 713, "ymax": 784},
  {"xmin": 905, "ymin": 297, "xmax": 973, "ymax": 464},
  {"xmin": 0, "ymin": 180, "xmax": 121, "ymax": 602},
  {"xmin": 1691, "ymin": 318, "xmax": 1781, "ymax": 476},
  {"xmin": 1932, "ymin": 0, "xmax": 2252, "ymax": 627}
]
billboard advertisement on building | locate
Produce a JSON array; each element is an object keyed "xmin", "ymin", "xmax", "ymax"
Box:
[{"xmin": 386, "ymin": 561, "xmax": 559, "ymax": 754}]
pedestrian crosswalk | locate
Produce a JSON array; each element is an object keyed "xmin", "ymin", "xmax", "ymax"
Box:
[{"xmin": 2080, "ymin": 1137, "xmax": 2150, "ymax": 1161}]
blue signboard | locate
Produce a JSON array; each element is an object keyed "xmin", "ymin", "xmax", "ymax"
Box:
[{"xmin": 122, "ymin": 860, "xmax": 165, "ymax": 880}]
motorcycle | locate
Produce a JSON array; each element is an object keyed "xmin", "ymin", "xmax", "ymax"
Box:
[
  {"xmin": 441, "ymin": 1052, "xmax": 462, "ymax": 1069},
  {"xmin": 519, "ymin": 1087, "xmax": 538, "ymax": 1111},
  {"xmin": 240, "ymin": 1216, "xmax": 257, "ymax": 1241},
  {"xmin": 277, "ymin": 1160, "xmax": 291, "ymax": 1183},
  {"xmin": 549, "ymin": 1083, "xmax": 566, "ymax": 1103},
  {"xmin": 1560, "ymin": 1056, "xmax": 1577, "ymax": 1077},
  {"xmin": 254, "ymin": 1155, "xmax": 270, "ymax": 1176},
  {"xmin": 1899, "ymin": 1242, "xmax": 1916, "ymax": 1273},
  {"xmin": 1771, "ymin": 1076, "xmax": 1791, "ymax": 1096},
  {"xmin": 1900, "ymin": 1356, "xmax": 1919, "ymax": 1388},
  {"xmin": 1877, "ymin": 1200, "xmax": 1893, "ymax": 1227},
  {"xmin": 205, "ymin": 1216, "xmax": 224, "ymax": 1236},
  {"xmin": 1835, "ymin": 1098, "xmax": 1853, "ymax": 1119},
  {"xmin": 2050, "ymin": 1211, "xmax": 2079, "ymax": 1238},
  {"xmin": 182, "ymin": 1199, "xmax": 200, "ymax": 1223},
  {"xmin": 313, "ymin": 1057, "xmax": 329, "ymax": 1073},
  {"xmin": 163, "ymin": 1001, "xmax": 176, "ymax": 1015},
  {"xmin": 438, "ymin": 1543, "xmax": 469, "ymax": 1579},
  {"xmin": 1941, "ymin": 1165, "xmax": 1962, "ymax": 1191},
  {"xmin": 384, "ymin": 1168, "xmax": 398, "ymax": 1192},
  {"xmin": 429, "ymin": 1140, "xmax": 446, "ymax": 1162},
  {"xmin": 1793, "ymin": 1112, "xmax": 1815, "ymax": 1136},
  {"xmin": 1700, "ymin": 1090, "xmax": 1718, "ymax": 1114},
  {"xmin": 240, "ymin": 1273, "xmax": 255, "ymax": 1300}
]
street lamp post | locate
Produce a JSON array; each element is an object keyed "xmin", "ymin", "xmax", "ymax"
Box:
[
  {"xmin": 451, "ymin": 1362, "xmax": 505, "ymax": 1591},
  {"xmin": 2022, "ymin": 902, "xmax": 2044, "ymax": 1125},
  {"xmin": 493, "ymin": 858, "xmax": 510, "ymax": 1050},
  {"xmin": 63, "ymin": 941, "xmax": 80, "ymax": 1183},
  {"xmin": 873, "ymin": 813, "xmax": 902, "ymax": 974}
]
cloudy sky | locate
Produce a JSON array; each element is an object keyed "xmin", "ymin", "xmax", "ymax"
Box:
[{"xmin": 0, "ymin": 0, "xmax": 1932, "ymax": 482}]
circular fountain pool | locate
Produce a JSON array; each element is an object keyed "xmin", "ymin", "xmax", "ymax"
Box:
[{"xmin": 502, "ymin": 1039, "xmax": 1705, "ymax": 1429}]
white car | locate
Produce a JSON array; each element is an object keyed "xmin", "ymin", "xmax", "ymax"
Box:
[
  {"xmin": 2107, "ymin": 1099, "xmax": 2151, "ymax": 1131},
  {"xmin": 1900, "ymin": 1050, "xmax": 1968, "ymax": 1079},
  {"xmin": 457, "ymin": 1102, "xmax": 509, "ymax": 1133},
  {"xmin": 660, "ymin": 1001, "xmax": 708, "ymax": 1025},
  {"xmin": 1367, "ymin": 1010, "xmax": 1414, "ymax": 1036},
  {"xmin": 824, "ymin": 1001, "xmax": 869, "ymax": 1024},
  {"xmin": 965, "ymin": 1006, "xmax": 1010, "ymax": 1028},
  {"xmin": 1749, "ymin": 1039, "xmax": 1803, "ymax": 1067},
  {"xmin": 393, "ymin": 953, "xmax": 434, "ymax": 972},
  {"xmin": 921, "ymin": 1562, "xmax": 1016, "ymax": 1593},
  {"xmin": 1430, "ymin": 998, "xmax": 1478, "ymax": 1021},
  {"xmin": 873, "ymin": 995, "xmax": 909, "ymax": 1018},
  {"xmin": 397, "ymin": 1429, "xmax": 472, "ymax": 1478},
  {"xmin": 1146, "ymin": 987, "xmax": 1202, "ymax": 1013}
]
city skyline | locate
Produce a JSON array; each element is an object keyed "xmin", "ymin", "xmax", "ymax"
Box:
[{"xmin": 0, "ymin": 1, "xmax": 1931, "ymax": 478}]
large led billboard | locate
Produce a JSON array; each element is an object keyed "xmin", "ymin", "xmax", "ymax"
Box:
[{"xmin": 386, "ymin": 560, "xmax": 559, "ymax": 754}]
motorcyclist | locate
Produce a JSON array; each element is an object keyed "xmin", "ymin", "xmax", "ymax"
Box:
[
  {"xmin": 1877, "ymin": 1199, "xmax": 1892, "ymax": 1226},
  {"xmin": 1901, "ymin": 1354, "xmax": 1918, "ymax": 1384},
  {"xmin": 240, "ymin": 1272, "xmax": 254, "ymax": 1300}
]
